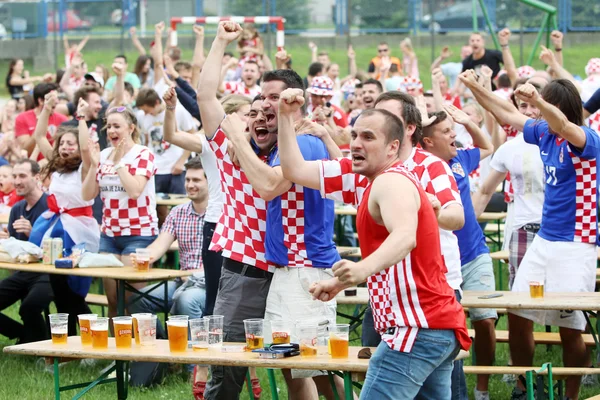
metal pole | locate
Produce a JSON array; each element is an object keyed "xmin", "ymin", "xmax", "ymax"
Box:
[
  {"xmin": 429, "ymin": 0, "xmax": 435, "ymax": 63},
  {"xmin": 140, "ymin": 0, "xmax": 146, "ymax": 38},
  {"xmin": 53, "ymin": 0, "xmax": 58, "ymax": 71},
  {"xmin": 526, "ymin": 13, "xmax": 549, "ymax": 65},
  {"xmin": 347, "ymin": 0, "xmax": 351, "ymax": 67},
  {"xmin": 120, "ymin": 0, "xmax": 125, "ymax": 54},
  {"xmin": 472, "ymin": 0, "xmax": 478, "ymax": 31},
  {"xmin": 519, "ymin": 1, "xmax": 524, "ymax": 66}
]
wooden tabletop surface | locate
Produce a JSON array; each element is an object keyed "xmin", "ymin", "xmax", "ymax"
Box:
[
  {"xmin": 491, "ymin": 249, "xmax": 600, "ymax": 262},
  {"xmin": 3, "ymin": 337, "xmax": 468, "ymax": 371},
  {"xmin": 477, "ymin": 212, "xmax": 507, "ymax": 223},
  {"xmin": 0, "ymin": 262, "xmax": 192, "ymax": 281},
  {"xmin": 461, "ymin": 291, "xmax": 600, "ymax": 311},
  {"xmin": 156, "ymin": 195, "xmax": 190, "ymax": 207},
  {"xmin": 334, "ymin": 207, "xmax": 357, "ymax": 216},
  {"xmin": 0, "ymin": 214, "xmax": 8, "ymax": 224}
]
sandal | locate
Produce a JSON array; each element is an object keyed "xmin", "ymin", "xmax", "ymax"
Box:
[
  {"xmin": 251, "ymin": 377, "xmax": 262, "ymax": 400},
  {"xmin": 192, "ymin": 365, "xmax": 206, "ymax": 400}
]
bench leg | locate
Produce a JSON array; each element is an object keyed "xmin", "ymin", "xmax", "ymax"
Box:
[
  {"xmin": 116, "ymin": 280, "xmax": 125, "ymax": 316},
  {"xmin": 343, "ymin": 371, "xmax": 353, "ymax": 400},
  {"xmin": 116, "ymin": 360, "xmax": 128, "ymax": 400},
  {"xmin": 54, "ymin": 358, "xmax": 60, "ymax": 400},
  {"xmin": 245, "ymin": 370, "xmax": 253, "ymax": 399},
  {"xmin": 327, "ymin": 371, "xmax": 340, "ymax": 400},
  {"xmin": 267, "ymin": 369, "xmax": 279, "ymax": 400}
]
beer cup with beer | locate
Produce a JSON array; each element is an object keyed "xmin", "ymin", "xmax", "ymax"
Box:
[
  {"xmin": 78, "ymin": 314, "xmax": 97, "ymax": 346},
  {"xmin": 112, "ymin": 316, "xmax": 133, "ymax": 348},
  {"xmin": 49, "ymin": 313, "xmax": 69, "ymax": 345},
  {"xmin": 243, "ymin": 319, "xmax": 265, "ymax": 351},
  {"xmin": 329, "ymin": 324, "xmax": 349, "ymax": 358},
  {"xmin": 91, "ymin": 317, "xmax": 109, "ymax": 349},
  {"xmin": 167, "ymin": 318, "xmax": 189, "ymax": 352},
  {"xmin": 134, "ymin": 248, "xmax": 151, "ymax": 271}
]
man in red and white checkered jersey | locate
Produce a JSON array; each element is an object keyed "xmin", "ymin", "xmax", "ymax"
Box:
[
  {"xmin": 198, "ymin": 21, "xmax": 276, "ymax": 400},
  {"xmin": 219, "ymin": 60, "xmax": 261, "ymax": 99},
  {"xmin": 278, "ymin": 100, "xmax": 470, "ymax": 397}
]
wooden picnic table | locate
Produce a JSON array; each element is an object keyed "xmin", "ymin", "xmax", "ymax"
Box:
[
  {"xmin": 335, "ymin": 206, "xmax": 357, "ymax": 216},
  {"xmin": 3, "ymin": 337, "xmax": 468, "ymax": 400},
  {"xmin": 461, "ymin": 290, "xmax": 600, "ymax": 311},
  {"xmin": 0, "ymin": 213, "xmax": 9, "ymax": 224},
  {"xmin": 491, "ymin": 248, "xmax": 600, "ymax": 262},
  {"xmin": 155, "ymin": 194, "xmax": 190, "ymax": 207},
  {"xmin": 477, "ymin": 212, "xmax": 507, "ymax": 223}
]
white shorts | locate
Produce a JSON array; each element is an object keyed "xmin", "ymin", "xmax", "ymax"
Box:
[
  {"xmin": 509, "ymin": 235, "xmax": 597, "ymax": 331},
  {"xmin": 264, "ymin": 267, "xmax": 337, "ymax": 378}
]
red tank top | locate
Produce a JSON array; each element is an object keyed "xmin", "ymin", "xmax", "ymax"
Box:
[{"xmin": 356, "ymin": 162, "xmax": 471, "ymax": 352}]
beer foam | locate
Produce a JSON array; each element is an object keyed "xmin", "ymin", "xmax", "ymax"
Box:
[{"xmin": 168, "ymin": 320, "xmax": 189, "ymax": 328}]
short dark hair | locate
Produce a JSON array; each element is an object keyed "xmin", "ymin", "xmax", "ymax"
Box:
[
  {"xmin": 541, "ymin": 79, "xmax": 584, "ymax": 126},
  {"xmin": 73, "ymin": 86, "xmax": 103, "ymax": 108},
  {"xmin": 124, "ymin": 81, "xmax": 134, "ymax": 97},
  {"xmin": 374, "ymin": 91, "xmax": 422, "ymax": 146},
  {"xmin": 497, "ymin": 74, "xmax": 511, "ymax": 89},
  {"xmin": 308, "ymin": 62, "xmax": 324, "ymax": 77},
  {"xmin": 224, "ymin": 52, "xmax": 234, "ymax": 58},
  {"xmin": 379, "ymin": 42, "xmax": 389, "ymax": 47},
  {"xmin": 420, "ymin": 111, "xmax": 448, "ymax": 148},
  {"xmin": 362, "ymin": 79, "xmax": 383, "ymax": 94},
  {"xmin": 114, "ymin": 54, "xmax": 127, "ymax": 63},
  {"xmin": 174, "ymin": 61, "xmax": 192, "ymax": 73},
  {"xmin": 389, "ymin": 64, "xmax": 399, "ymax": 73},
  {"xmin": 262, "ymin": 69, "xmax": 304, "ymax": 91},
  {"xmin": 33, "ymin": 82, "xmax": 58, "ymax": 107},
  {"xmin": 136, "ymin": 88, "xmax": 161, "ymax": 108},
  {"xmin": 358, "ymin": 109, "xmax": 405, "ymax": 147},
  {"xmin": 15, "ymin": 158, "xmax": 41, "ymax": 175},
  {"xmin": 184, "ymin": 156, "xmax": 203, "ymax": 170},
  {"xmin": 318, "ymin": 51, "xmax": 329, "ymax": 57}
]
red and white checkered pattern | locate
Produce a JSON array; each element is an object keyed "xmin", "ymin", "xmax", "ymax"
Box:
[
  {"xmin": 223, "ymin": 81, "xmax": 261, "ymax": 99},
  {"xmin": 96, "ymin": 145, "xmax": 159, "ymax": 237},
  {"xmin": 568, "ymin": 147, "xmax": 598, "ymax": 243},
  {"xmin": 443, "ymin": 92, "xmax": 462, "ymax": 109},
  {"xmin": 307, "ymin": 76, "xmax": 335, "ymax": 97},
  {"xmin": 493, "ymin": 87, "xmax": 513, "ymax": 101},
  {"xmin": 170, "ymin": 16, "xmax": 285, "ymax": 50},
  {"xmin": 517, "ymin": 65, "xmax": 536, "ymax": 79},
  {"xmin": 501, "ymin": 124, "xmax": 520, "ymax": 203},
  {"xmin": 397, "ymin": 76, "xmax": 423, "ymax": 94},
  {"xmin": 341, "ymin": 79, "xmax": 361, "ymax": 95},
  {"xmin": 281, "ymin": 183, "xmax": 312, "ymax": 267},
  {"xmin": 317, "ymin": 158, "xmax": 369, "ymax": 206},
  {"xmin": 585, "ymin": 58, "xmax": 600, "ymax": 77},
  {"xmin": 208, "ymin": 127, "xmax": 274, "ymax": 272},
  {"xmin": 588, "ymin": 111, "xmax": 600, "ymax": 135}
]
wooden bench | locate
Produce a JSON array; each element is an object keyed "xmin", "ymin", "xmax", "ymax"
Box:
[
  {"xmin": 463, "ymin": 365, "xmax": 600, "ymax": 375},
  {"xmin": 467, "ymin": 329, "xmax": 597, "ymax": 347},
  {"xmin": 85, "ymin": 293, "xmax": 109, "ymax": 316},
  {"xmin": 464, "ymin": 307, "xmax": 507, "ymax": 316}
]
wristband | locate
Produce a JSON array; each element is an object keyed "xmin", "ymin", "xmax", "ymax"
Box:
[
  {"xmin": 554, "ymin": 48, "xmax": 562, "ymax": 52},
  {"xmin": 501, "ymin": 44, "xmax": 509, "ymax": 48},
  {"xmin": 166, "ymin": 105, "xmax": 176, "ymax": 110},
  {"xmin": 75, "ymin": 113, "xmax": 85, "ymax": 121}
]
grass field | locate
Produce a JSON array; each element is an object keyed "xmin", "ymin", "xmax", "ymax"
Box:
[{"xmin": 0, "ymin": 40, "xmax": 597, "ymax": 99}]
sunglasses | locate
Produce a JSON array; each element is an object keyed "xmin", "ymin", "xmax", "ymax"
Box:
[
  {"xmin": 108, "ymin": 106, "xmax": 127, "ymax": 113},
  {"xmin": 378, "ymin": 49, "xmax": 389, "ymax": 53}
]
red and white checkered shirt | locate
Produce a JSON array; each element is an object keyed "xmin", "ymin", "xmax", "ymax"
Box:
[
  {"xmin": 223, "ymin": 81, "xmax": 261, "ymax": 99},
  {"xmin": 404, "ymin": 148, "xmax": 463, "ymax": 290},
  {"xmin": 588, "ymin": 110, "xmax": 600, "ymax": 135},
  {"xmin": 96, "ymin": 144, "xmax": 159, "ymax": 237},
  {"xmin": 318, "ymin": 158, "xmax": 471, "ymax": 353},
  {"xmin": 207, "ymin": 127, "xmax": 274, "ymax": 272},
  {"xmin": 161, "ymin": 202, "xmax": 205, "ymax": 271},
  {"xmin": 501, "ymin": 124, "xmax": 520, "ymax": 203}
]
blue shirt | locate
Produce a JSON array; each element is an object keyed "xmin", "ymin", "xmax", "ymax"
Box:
[
  {"xmin": 266, "ymin": 135, "xmax": 340, "ymax": 267},
  {"xmin": 449, "ymin": 148, "xmax": 489, "ymax": 265},
  {"xmin": 523, "ymin": 119, "xmax": 600, "ymax": 244}
]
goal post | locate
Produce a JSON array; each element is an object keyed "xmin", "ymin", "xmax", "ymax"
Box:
[{"xmin": 169, "ymin": 16, "xmax": 286, "ymax": 50}]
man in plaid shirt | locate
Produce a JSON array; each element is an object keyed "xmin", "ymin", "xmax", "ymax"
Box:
[{"xmin": 128, "ymin": 158, "xmax": 208, "ymax": 331}]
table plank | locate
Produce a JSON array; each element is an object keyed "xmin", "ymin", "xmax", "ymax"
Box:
[
  {"xmin": 336, "ymin": 287, "xmax": 369, "ymax": 305},
  {"xmin": 491, "ymin": 248, "xmax": 600, "ymax": 262},
  {"xmin": 3, "ymin": 337, "xmax": 469, "ymax": 372},
  {"xmin": 0, "ymin": 262, "xmax": 192, "ymax": 281},
  {"xmin": 461, "ymin": 291, "xmax": 600, "ymax": 311},
  {"xmin": 335, "ymin": 207, "xmax": 357, "ymax": 216},
  {"xmin": 477, "ymin": 212, "xmax": 507, "ymax": 223},
  {"xmin": 0, "ymin": 213, "xmax": 9, "ymax": 224},
  {"xmin": 156, "ymin": 195, "xmax": 190, "ymax": 207}
]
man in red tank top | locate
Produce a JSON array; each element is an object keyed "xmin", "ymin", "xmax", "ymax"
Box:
[{"xmin": 276, "ymin": 89, "xmax": 470, "ymax": 399}]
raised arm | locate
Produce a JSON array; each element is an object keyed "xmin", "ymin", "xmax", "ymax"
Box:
[
  {"xmin": 59, "ymin": 53, "xmax": 83, "ymax": 101},
  {"xmin": 472, "ymin": 169, "xmax": 506, "ymax": 217},
  {"xmin": 191, "ymin": 25, "xmax": 206, "ymax": 89},
  {"xmin": 278, "ymin": 89, "xmax": 322, "ymax": 190},
  {"xmin": 152, "ymin": 22, "xmax": 165, "ymax": 85},
  {"xmin": 198, "ymin": 21, "xmax": 243, "ymax": 137},
  {"xmin": 275, "ymin": 50, "xmax": 291, "ymax": 71},
  {"xmin": 309, "ymin": 42, "xmax": 318, "ymax": 63},
  {"xmin": 163, "ymin": 87, "xmax": 203, "ymax": 153},
  {"xmin": 129, "ymin": 27, "xmax": 146, "ymax": 56},
  {"xmin": 76, "ymin": 98, "xmax": 92, "ymax": 177},
  {"xmin": 539, "ymin": 46, "xmax": 581, "ymax": 93},
  {"xmin": 444, "ymin": 104, "xmax": 493, "ymax": 160},
  {"xmin": 110, "ymin": 62, "xmax": 126, "ymax": 107},
  {"xmin": 550, "ymin": 30, "xmax": 563, "ymax": 67},
  {"xmin": 32, "ymin": 91, "xmax": 57, "ymax": 160},
  {"xmin": 498, "ymin": 29, "xmax": 518, "ymax": 86},
  {"xmin": 221, "ymin": 113, "xmax": 292, "ymax": 201},
  {"xmin": 459, "ymin": 69, "xmax": 528, "ymax": 132},
  {"xmin": 431, "ymin": 68, "xmax": 445, "ymax": 112},
  {"xmin": 81, "ymin": 146, "xmax": 100, "ymax": 201},
  {"xmin": 515, "ymin": 82, "xmax": 587, "ymax": 148},
  {"xmin": 431, "ymin": 46, "xmax": 451, "ymax": 71},
  {"xmin": 348, "ymin": 45, "xmax": 357, "ymax": 78},
  {"xmin": 296, "ymin": 117, "xmax": 343, "ymax": 159}
]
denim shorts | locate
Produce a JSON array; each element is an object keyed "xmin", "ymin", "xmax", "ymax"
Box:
[
  {"xmin": 461, "ymin": 253, "xmax": 497, "ymax": 321},
  {"xmin": 99, "ymin": 233, "xmax": 157, "ymax": 256}
]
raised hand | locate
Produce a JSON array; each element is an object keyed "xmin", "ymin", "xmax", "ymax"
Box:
[
  {"xmin": 109, "ymin": 138, "xmax": 126, "ymax": 164},
  {"xmin": 415, "ymin": 95, "xmax": 437, "ymax": 127},
  {"xmin": 514, "ymin": 83, "xmax": 540, "ymax": 104},
  {"xmin": 480, "ymin": 65, "xmax": 493, "ymax": 80},
  {"xmin": 216, "ymin": 21, "xmax": 243, "ymax": 44},
  {"xmin": 550, "ymin": 30, "xmax": 563, "ymax": 49},
  {"xmin": 432, "ymin": 67, "xmax": 445, "ymax": 84},
  {"xmin": 193, "ymin": 25, "xmax": 205, "ymax": 38},
  {"xmin": 347, "ymin": 45, "xmax": 356, "ymax": 60},
  {"xmin": 279, "ymin": 88, "xmax": 305, "ymax": 115},
  {"xmin": 458, "ymin": 69, "xmax": 480, "ymax": 88},
  {"xmin": 129, "ymin": 26, "xmax": 137, "ymax": 37},
  {"xmin": 498, "ymin": 28, "xmax": 511, "ymax": 46},
  {"xmin": 440, "ymin": 46, "xmax": 452, "ymax": 59},
  {"xmin": 112, "ymin": 61, "xmax": 125, "ymax": 76},
  {"xmin": 220, "ymin": 112, "xmax": 248, "ymax": 143},
  {"xmin": 539, "ymin": 45, "xmax": 556, "ymax": 66},
  {"xmin": 275, "ymin": 50, "xmax": 291, "ymax": 65},
  {"xmin": 443, "ymin": 104, "xmax": 471, "ymax": 126},
  {"xmin": 43, "ymin": 91, "xmax": 58, "ymax": 112},
  {"xmin": 155, "ymin": 21, "xmax": 165, "ymax": 35},
  {"xmin": 308, "ymin": 41, "xmax": 317, "ymax": 52},
  {"xmin": 77, "ymin": 97, "xmax": 89, "ymax": 118},
  {"xmin": 163, "ymin": 87, "xmax": 178, "ymax": 109}
]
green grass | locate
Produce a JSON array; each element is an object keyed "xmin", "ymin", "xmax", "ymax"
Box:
[
  {"xmin": 1, "ymin": 262, "xmax": 600, "ymax": 399},
  {"xmin": 1, "ymin": 41, "xmax": 597, "ymax": 99}
]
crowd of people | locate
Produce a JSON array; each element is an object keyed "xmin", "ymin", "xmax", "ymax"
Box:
[{"xmin": 0, "ymin": 19, "xmax": 600, "ymax": 400}]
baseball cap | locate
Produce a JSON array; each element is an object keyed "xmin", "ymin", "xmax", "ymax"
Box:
[{"xmin": 84, "ymin": 72, "xmax": 104, "ymax": 88}]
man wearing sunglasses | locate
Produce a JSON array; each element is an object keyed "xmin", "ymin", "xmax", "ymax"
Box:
[{"xmin": 368, "ymin": 42, "xmax": 402, "ymax": 80}]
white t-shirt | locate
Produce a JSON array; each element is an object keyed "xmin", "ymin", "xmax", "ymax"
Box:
[
  {"xmin": 490, "ymin": 134, "xmax": 544, "ymax": 232},
  {"xmin": 198, "ymin": 133, "xmax": 224, "ymax": 224}
]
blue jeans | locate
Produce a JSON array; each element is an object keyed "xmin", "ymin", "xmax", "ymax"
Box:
[
  {"xmin": 360, "ymin": 329, "xmax": 459, "ymax": 400},
  {"xmin": 451, "ymin": 290, "xmax": 468, "ymax": 400},
  {"xmin": 361, "ymin": 305, "xmax": 382, "ymax": 347}
]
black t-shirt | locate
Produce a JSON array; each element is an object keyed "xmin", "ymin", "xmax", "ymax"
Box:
[
  {"xmin": 8, "ymin": 193, "xmax": 48, "ymax": 241},
  {"xmin": 462, "ymin": 49, "xmax": 504, "ymax": 80},
  {"xmin": 6, "ymin": 76, "xmax": 24, "ymax": 100},
  {"xmin": 62, "ymin": 101, "xmax": 108, "ymax": 150}
]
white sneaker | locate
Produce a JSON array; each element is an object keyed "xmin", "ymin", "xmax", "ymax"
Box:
[
  {"xmin": 80, "ymin": 358, "xmax": 98, "ymax": 367},
  {"xmin": 474, "ymin": 389, "xmax": 490, "ymax": 400},
  {"xmin": 502, "ymin": 373, "xmax": 517, "ymax": 384}
]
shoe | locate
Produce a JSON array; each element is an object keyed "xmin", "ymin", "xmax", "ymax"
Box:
[
  {"xmin": 581, "ymin": 374, "xmax": 598, "ymax": 386},
  {"xmin": 502, "ymin": 373, "xmax": 517, "ymax": 384},
  {"xmin": 251, "ymin": 377, "xmax": 262, "ymax": 400},
  {"xmin": 510, "ymin": 387, "xmax": 528, "ymax": 400},
  {"xmin": 474, "ymin": 389, "xmax": 490, "ymax": 400},
  {"xmin": 192, "ymin": 365, "xmax": 206, "ymax": 400},
  {"xmin": 80, "ymin": 358, "xmax": 97, "ymax": 367}
]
